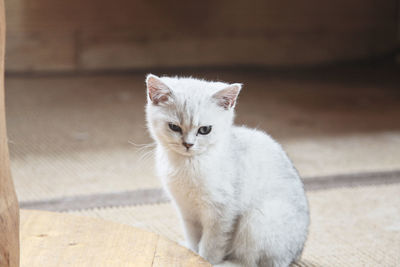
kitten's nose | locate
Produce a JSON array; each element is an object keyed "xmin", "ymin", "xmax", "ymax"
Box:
[{"xmin": 182, "ymin": 142, "xmax": 194, "ymax": 149}]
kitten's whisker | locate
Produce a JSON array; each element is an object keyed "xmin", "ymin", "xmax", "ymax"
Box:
[
  {"xmin": 129, "ymin": 141, "xmax": 156, "ymax": 155},
  {"xmin": 137, "ymin": 148, "xmax": 155, "ymax": 163},
  {"xmin": 131, "ymin": 142, "xmax": 157, "ymax": 170},
  {"xmin": 128, "ymin": 140, "xmax": 155, "ymax": 148}
]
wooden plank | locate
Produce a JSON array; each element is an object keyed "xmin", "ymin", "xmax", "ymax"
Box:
[
  {"xmin": 397, "ymin": 0, "xmax": 400, "ymax": 64},
  {"xmin": 79, "ymin": 31, "xmax": 396, "ymax": 70},
  {"xmin": 0, "ymin": 0, "xmax": 20, "ymax": 265},
  {"xmin": 5, "ymin": 31, "xmax": 76, "ymax": 72},
  {"xmin": 20, "ymin": 210, "xmax": 210, "ymax": 267},
  {"xmin": 5, "ymin": 0, "xmax": 397, "ymax": 33},
  {"xmin": 3, "ymin": 0, "xmax": 399, "ymax": 70}
]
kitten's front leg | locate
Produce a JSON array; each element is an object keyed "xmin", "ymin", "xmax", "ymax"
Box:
[
  {"xmin": 199, "ymin": 217, "xmax": 232, "ymax": 265},
  {"xmin": 182, "ymin": 218, "xmax": 202, "ymax": 253}
]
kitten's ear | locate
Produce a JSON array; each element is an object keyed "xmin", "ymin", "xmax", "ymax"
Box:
[
  {"xmin": 212, "ymin": 83, "xmax": 242, "ymax": 110},
  {"xmin": 146, "ymin": 74, "xmax": 172, "ymax": 105}
]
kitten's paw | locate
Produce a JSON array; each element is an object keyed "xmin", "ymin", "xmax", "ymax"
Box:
[
  {"xmin": 178, "ymin": 240, "xmax": 198, "ymax": 253},
  {"xmin": 214, "ymin": 261, "xmax": 243, "ymax": 267},
  {"xmin": 178, "ymin": 239, "xmax": 188, "ymax": 248}
]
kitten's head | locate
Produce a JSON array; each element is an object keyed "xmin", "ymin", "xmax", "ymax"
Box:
[{"xmin": 145, "ymin": 74, "xmax": 241, "ymax": 156}]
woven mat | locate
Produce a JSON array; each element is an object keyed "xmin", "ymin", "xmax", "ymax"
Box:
[{"xmin": 6, "ymin": 74, "xmax": 400, "ymax": 201}]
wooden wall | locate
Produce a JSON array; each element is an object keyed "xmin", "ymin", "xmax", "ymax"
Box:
[
  {"xmin": 4, "ymin": 0, "xmax": 399, "ymax": 72},
  {"xmin": 0, "ymin": 0, "xmax": 19, "ymax": 265}
]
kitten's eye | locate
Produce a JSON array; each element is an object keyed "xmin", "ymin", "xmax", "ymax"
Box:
[
  {"xmin": 198, "ymin": 126, "xmax": 212, "ymax": 135},
  {"xmin": 168, "ymin": 123, "xmax": 182, "ymax": 133}
]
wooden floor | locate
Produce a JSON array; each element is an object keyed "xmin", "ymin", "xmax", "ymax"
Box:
[{"xmin": 20, "ymin": 210, "xmax": 210, "ymax": 267}]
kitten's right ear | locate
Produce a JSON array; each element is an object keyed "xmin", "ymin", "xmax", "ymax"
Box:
[
  {"xmin": 212, "ymin": 83, "xmax": 242, "ymax": 110},
  {"xmin": 146, "ymin": 74, "xmax": 172, "ymax": 105}
]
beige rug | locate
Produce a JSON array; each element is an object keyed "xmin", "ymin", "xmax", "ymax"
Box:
[
  {"xmin": 68, "ymin": 183, "xmax": 400, "ymax": 267},
  {"xmin": 6, "ymin": 73, "xmax": 400, "ymax": 201}
]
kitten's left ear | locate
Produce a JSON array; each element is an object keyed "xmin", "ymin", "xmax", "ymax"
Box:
[
  {"xmin": 146, "ymin": 74, "xmax": 172, "ymax": 105},
  {"xmin": 212, "ymin": 83, "xmax": 242, "ymax": 110}
]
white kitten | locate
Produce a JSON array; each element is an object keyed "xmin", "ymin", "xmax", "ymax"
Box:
[{"xmin": 145, "ymin": 74, "xmax": 309, "ymax": 267}]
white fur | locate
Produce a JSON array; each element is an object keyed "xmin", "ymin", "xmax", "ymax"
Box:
[{"xmin": 145, "ymin": 75, "xmax": 309, "ymax": 267}]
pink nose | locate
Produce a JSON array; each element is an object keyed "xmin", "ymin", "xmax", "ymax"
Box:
[{"xmin": 182, "ymin": 142, "xmax": 194, "ymax": 149}]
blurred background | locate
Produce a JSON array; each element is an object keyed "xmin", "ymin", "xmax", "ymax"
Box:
[
  {"xmin": 4, "ymin": 0, "xmax": 400, "ymax": 265},
  {"xmin": 5, "ymin": 0, "xmax": 399, "ymax": 71}
]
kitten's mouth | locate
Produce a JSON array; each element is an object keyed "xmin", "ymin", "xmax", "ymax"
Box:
[
  {"xmin": 167, "ymin": 144, "xmax": 198, "ymax": 157},
  {"xmin": 175, "ymin": 148, "xmax": 195, "ymax": 156},
  {"xmin": 163, "ymin": 141, "xmax": 206, "ymax": 157}
]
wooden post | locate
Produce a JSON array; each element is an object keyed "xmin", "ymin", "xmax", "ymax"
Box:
[{"xmin": 0, "ymin": 0, "xmax": 20, "ymax": 265}]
